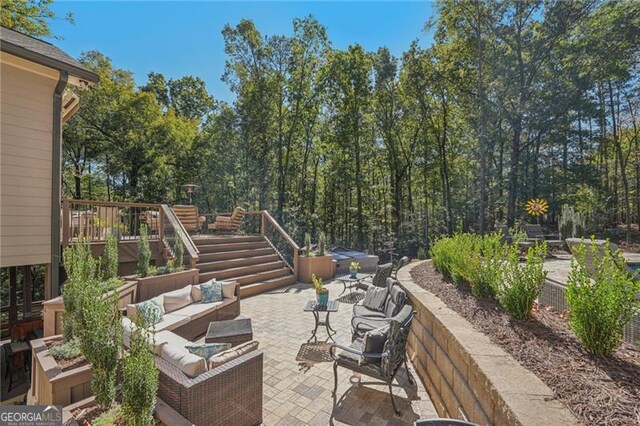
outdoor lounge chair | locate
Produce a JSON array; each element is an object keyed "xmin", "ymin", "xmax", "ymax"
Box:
[
  {"xmin": 358, "ymin": 262, "xmax": 394, "ymax": 290},
  {"xmin": 209, "ymin": 206, "xmax": 246, "ymax": 232},
  {"xmin": 523, "ymin": 224, "xmax": 564, "ymax": 250},
  {"xmin": 352, "ymin": 285, "xmax": 410, "ymax": 340},
  {"xmin": 171, "ymin": 205, "xmax": 206, "ymax": 233},
  {"xmin": 331, "ymin": 306, "xmax": 415, "ymax": 415}
]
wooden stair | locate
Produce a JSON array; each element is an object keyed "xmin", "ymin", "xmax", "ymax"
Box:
[{"xmin": 192, "ymin": 235, "xmax": 297, "ymax": 297}]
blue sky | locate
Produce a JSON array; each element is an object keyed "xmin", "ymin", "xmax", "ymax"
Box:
[{"xmin": 49, "ymin": 1, "xmax": 436, "ymax": 103}]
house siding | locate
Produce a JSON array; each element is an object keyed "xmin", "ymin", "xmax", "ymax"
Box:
[{"xmin": 0, "ymin": 59, "xmax": 58, "ymax": 267}]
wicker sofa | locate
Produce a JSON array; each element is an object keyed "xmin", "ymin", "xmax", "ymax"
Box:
[{"xmin": 124, "ymin": 281, "xmax": 263, "ymax": 426}]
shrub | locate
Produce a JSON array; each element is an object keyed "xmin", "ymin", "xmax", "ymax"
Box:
[
  {"xmin": 137, "ymin": 225, "xmax": 151, "ymax": 277},
  {"xmin": 473, "ymin": 233, "xmax": 505, "ymax": 298},
  {"xmin": 304, "ymin": 233, "xmax": 313, "ymax": 257},
  {"xmin": 417, "ymin": 247, "xmax": 428, "ymax": 260},
  {"xmin": 317, "ymin": 232, "xmax": 327, "ymax": 256},
  {"xmin": 173, "ymin": 230, "xmax": 185, "ymax": 270},
  {"xmin": 76, "ymin": 282, "xmax": 122, "ymax": 408},
  {"xmin": 122, "ymin": 316, "xmax": 158, "ymax": 426},
  {"xmin": 62, "ymin": 240, "xmax": 98, "ymax": 341},
  {"xmin": 101, "ymin": 233, "xmax": 119, "ymax": 280},
  {"xmin": 493, "ymin": 243, "xmax": 547, "ymax": 319},
  {"xmin": 559, "ymin": 204, "xmax": 586, "ymax": 240},
  {"xmin": 566, "ymin": 240, "xmax": 640, "ymax": 356},
  {"xmin": 49, "ymin": 339, "xmax": 81, "ymax": 360}
]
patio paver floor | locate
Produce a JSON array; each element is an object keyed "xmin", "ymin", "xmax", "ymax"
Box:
[{"xmin": 217, "ymin": 280, "xmax": 437, "ymax": 425}]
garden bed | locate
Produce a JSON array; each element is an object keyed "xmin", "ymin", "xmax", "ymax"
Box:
[{"xmin": 410, "ymin": 261, "xmax": 640, "ymax": 425}]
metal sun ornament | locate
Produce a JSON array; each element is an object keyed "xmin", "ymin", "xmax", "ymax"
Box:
[{"xmin": 525, "ymin": 198, "xmax": 549, "ymax": 217}]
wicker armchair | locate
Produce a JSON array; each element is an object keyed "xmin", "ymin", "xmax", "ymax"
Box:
[
  {"xmin": 156, "ymin": 349, "xmax": 263, "ymax": 426},
  {"xmin": 331, "ymin": 308, "xmax": 415, "ymax": 415}
]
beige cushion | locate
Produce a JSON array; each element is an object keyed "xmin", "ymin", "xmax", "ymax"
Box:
[
  {"xmin": 174, "ymin": 301, "xmax": 222, "ymax": 321},
  {"xmin": 191, "ymin": 284, "xmax": 202, "ymax": 302},
  {"xmin": 160, "ymin": 343, "xmax": 207, "ymax": 378},
  {"xmin": 209, "ymin": 340, "xmax": 259, "ymax": 370},
  {"xmin": 126, "ymin": 295, "xmax": 165, "ymax": 320},
  {"xmin": 153, "ymin": 313, "xmax": 190, "ymax": 332},
  {"xmin": 222, "ymin": 281, "xmax": 237, "ymax": 299},
  {"xmin": 162, "ymin": 286, "xmax": 193, "ymax": 313},
  {"xmin": 153, "ymin": 330, "xmax": 189, "ymax": 355},
  {"xmin": 122, "ymin": 316, "xmax": 165, "ymax": 354}
]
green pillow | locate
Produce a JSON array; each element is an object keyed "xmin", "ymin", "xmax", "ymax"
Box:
[
  {"xmin": 136, "ymin": 299, "xmax": 163, "ymax": 326},
  {"xmin": 185, "ymin": 343, "xmax": 232, "ymax": 359},
  {"xmin": 201, "ymin": 280, "xmax": 223, "ymax": 303}
]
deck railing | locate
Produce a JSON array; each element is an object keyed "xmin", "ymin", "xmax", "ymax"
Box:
[
  {"xmin": 160, "ymin": 204, "xmax": 199, "ymax": 268},
  {"xmin": 260, "ymin": 210, "xmax": 300, "ymax": 277}
]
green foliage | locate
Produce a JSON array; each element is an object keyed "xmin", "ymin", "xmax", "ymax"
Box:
[
  {"xmin": 137, "ymin": 225, "xmax": 151, "ymax": 278},
  {"xmin": 559, "ymin": 204, "xmax": 586, "ymax": 240},
  {"xmin": 312, "ymin": 274, "xmax": 326, "ymax": 293},
  {"xmin": 101, "ymin": 233, "xmax": 119, "ymax": 280},
  {"xmin": 173, "ymin": 230, "xmax": 185, "ymax": 269},
  {"xmin": 122, "ymin": 316, "xmax": 159, "ymax": 426},
  {"xmin": 493, "ymin": 243, "xmax": 548, "ymax": 319},
  {"xmin": 304, "ymin": 233, "xmax": 313, "ymax": 258},
  {"xmin": 417, "ymin": 247, "xmax": 428, "ymax": 260},
  {"xmin": 92, "ymin": 406, "xmax": 123, "ymax": 426},
  {"xmin": 317, "ymin": 232, "xmax": 327, "ymax": 256},
  {"xmin": 0, "ymin": 0, "xmax": 74, "ymax": 38},
  {"xmin": 49, "ymin": 339, "xmax": 81, "ymax": 361},
  {"xmin": 567, "ymin": 240, "xmax": 640, "ymax": 356},
  {"xmin": 62, "ymin": 240, "xmax": 97, "ymax": 341},
  {"xmin": 76, "ymin": 284, "xmax": 122, "ymax": 408}
]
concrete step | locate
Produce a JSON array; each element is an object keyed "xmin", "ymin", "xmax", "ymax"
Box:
[
  {"xmin": 192, "ymin": 235, "xmax": 264, "ymax": 246},
  {"xmin": 197, "ymin": 248, "xmax": 275, "ymax": 262},
  {"xmin": 199, "ymin": 267, "xmax": 291, "ymax": 285},
  {"xmin": 198, "ymin": 261, "xmax": 286, "ymax": 281},
  {"xmin": 197, "ymin": 241, "xmax": 270, "ymax": 254},
  {"xmin": 196, "ymin": 254, "xmax": 280, "ymax": 273},
  {"xmin": 240, "ymin": 274, "xmax": 298, "ymax": 298}
]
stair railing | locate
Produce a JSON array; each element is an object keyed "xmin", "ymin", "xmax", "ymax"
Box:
[
  {"xmin": 160, "ymin": 204, "xmax": 199, "ymax": 269},
  {"xmin": 260, "ymin": 210, "xmax": 300, "ymax": 279}
]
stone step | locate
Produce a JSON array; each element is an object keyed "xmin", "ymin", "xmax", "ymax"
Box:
[
  {"xmin": 197, "ymin": 248, "xmax": 275, "ymax": 262},
  {"xmin": 240, "ymin": 274, "xmax": 298, "ymax": 298},
  {"xmin": 196, "ymin": 241, "xmax": 270, "ymax": 254},
  {"xmin": 199, "ymin": 266, "xmax": 292, "ymax": 285},
  {"xmin": 196, "ymin": 254, "xmax": 280, "ymax": 273}
]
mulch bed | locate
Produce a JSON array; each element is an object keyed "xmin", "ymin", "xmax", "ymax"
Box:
[
  {"xmin": 46, "ymin": 338, "xmax": 88, "ymax": 372},
  {"xmin": 410, "ymin": 261, "xmax": 640, "ymax": 426}
]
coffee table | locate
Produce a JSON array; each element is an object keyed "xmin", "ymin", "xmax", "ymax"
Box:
[
  {"xmin": 303, "ymin": 300, "xmax": 340, "ymax": 343},
  {"xmin": 335, "ymin": 273, "xmax": 371, "ymax": 295},
  {"xmin": 205, "ymin": 316, "xmax": 253, "ymax": 347}
]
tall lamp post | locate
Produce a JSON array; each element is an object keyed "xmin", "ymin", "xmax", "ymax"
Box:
[{"xmin": 181, "ymin": 184, "xmax": 200, "ymax": 204}]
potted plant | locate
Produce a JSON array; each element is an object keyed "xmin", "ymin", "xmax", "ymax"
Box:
[
  {"xmin": 313, "ymin": 274, "xmax": 329, "ymax": 307},
  {"xmin": 298, "ymin": 232, "xmax": 335, "ymax": 283},
  {"xmin": 125, "ymin": 226, "xmax": 199, "ymax": 302},
  {"xmin": 349, "ymin": 261, "xmax": 361, "ymax": 278}
]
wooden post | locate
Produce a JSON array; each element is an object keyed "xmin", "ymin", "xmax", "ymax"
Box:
[
  {"xmin": 23, "ymin": 266, "xmax": 32, "ymax": 319},
  {"xmin": 158, "ymin": 208, "xmax": 165, "ymax": 244},
  {"xmin": 62, "ymin": 199, "xmax": 70, "ymax": 247},
  {"xmin": 293, "ymin": 247, "xmax": 299, "ymax": 281},
  {"xmin": 9, "ymin": 267, "xmax": 18, "ymax": 325},
  {"xmin": 44, "ymin": 264, "xmax": 52, "ymax": 300},
  {"xmin": 261, "ymin": 211, "xmax": 266, "ymax": 236}
]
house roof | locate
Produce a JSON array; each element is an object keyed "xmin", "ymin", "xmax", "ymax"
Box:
[{"xmin": 0, "ymin": 26, "xmax": 99, "ymax": 83}]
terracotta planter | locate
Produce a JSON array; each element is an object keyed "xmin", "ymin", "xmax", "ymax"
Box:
[
  {"xmin": 43, "ymin": 281, "xmax": 137, "ymax": 337},
  {"xmin": 124, "ymin": 268, "xmax": 199, "ymax": 302},
  {"xmin": 29, "ymin": 336, "xmax": 93, "ymax": 407},
  {"xmin": 298, "ymin": 255, "xmax": 335, "ymax": 284},
  {"xmin": 62, "ymin": 396, "xmax": 193, "ymax": 426}
]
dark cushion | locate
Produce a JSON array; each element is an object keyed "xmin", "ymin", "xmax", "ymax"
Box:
[
  {"xmin": 384, "ymin": 286, "xmax": 407, "ymax": 318},
  {"xmin": 363, "ymin": 286, "xmax": 387, "ymax": 312},
  {"xmin": 353, "ymin": 304, "xmax": 386, "ymax": 319},
  {"xmin": 360, "ymin": 325, "xmax": 389, "ymax": 365}
]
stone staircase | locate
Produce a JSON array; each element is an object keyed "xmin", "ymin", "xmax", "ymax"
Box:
[{"xmin": 192, "ymin": 235, "xmax": 297, "ymax": 298}]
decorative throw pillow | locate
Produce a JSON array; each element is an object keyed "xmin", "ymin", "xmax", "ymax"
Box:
[
  {"xmin": 360, "ymin": 325, "xmax": 389, "ymax": 365},
  {"xmin": 201, "ymin": 280, "xmax": 223, "ymax": 303},
  {"xmin": 136, "ymin": 299, "xmax": 163, "ymax": 326},
  {"xmin": 363, "ymin": 286, "xmax": 388, "ymax": 312},
  {"xmin": 185, "ymin": 343, "xmax": 232, "ymax": 359}
]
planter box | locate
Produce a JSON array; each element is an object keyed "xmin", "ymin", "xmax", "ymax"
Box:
[
  {"xmin": 62, "ymin": 396, "xmax": 193, "ymax": 426},
  {"xmin": 29, "ymin": 336, "xmax": 93, "ymax": 407},
  {"xmin": 298, "ymin": 255, "xmax": 335, "ymax": 283},
  {"xmin": 124, "ymin": 268, "xmax": 199, "ymax": 302},
  {"xmin": 43, "ymin": 280, "xmax": 137, "ymax": 337}
]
